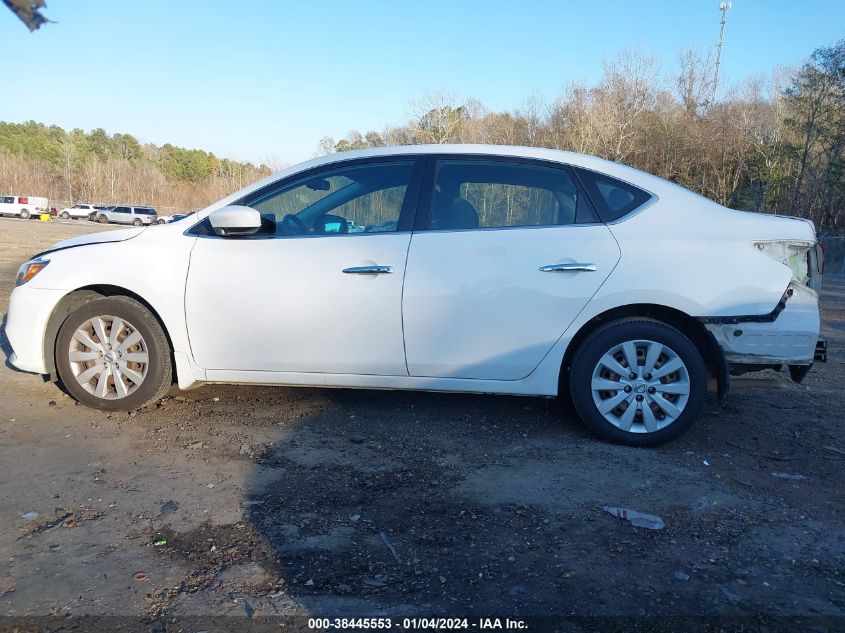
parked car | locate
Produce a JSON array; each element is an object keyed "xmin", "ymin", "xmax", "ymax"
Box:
[
  {"xmin": 6, "ymin": 145, "xmax": 825, "ymax": 446},
  {"xmin": 59, "ymin": 203, "xmax": 108, "ymax": 220},
  {"xmin": 155, "ymin": 212, "xmax": 196, "ymax": 224},
  {"xmin": 0, "ymin": 195, "xmax": 49, "ymax": 219},
  {"xmin": 95, "ymin": 205, "xmax": 157, "ymax": 226}
]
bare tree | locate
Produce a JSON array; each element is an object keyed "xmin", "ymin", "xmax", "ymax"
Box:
[{"xmin": 675, "ymin": 48, "xmax": 713, "ymax": 116}]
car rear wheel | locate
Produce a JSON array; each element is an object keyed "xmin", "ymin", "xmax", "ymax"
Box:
[
  {"xmin": 132, "ymin": 218, "xmax": 143, "ymax": 226},
  {"xmin": 60, "ymin": 211, "xmax": 70, "ymax": 219},
  {"xmin": 569, "ymin": 319, "xmax": 706, "ymax": 446},
  {"xmin": 55, "ymin": 296, "xmax": 172, "ymax": 411},
  {"xmin": 20, "ymin": 210, "xmax": 30, "ymax": 219}
]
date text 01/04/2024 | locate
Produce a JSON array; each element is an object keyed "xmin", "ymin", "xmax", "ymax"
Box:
[{"xmin": 306, "ymin": 618, "xmax": 529, "ymax": 630}]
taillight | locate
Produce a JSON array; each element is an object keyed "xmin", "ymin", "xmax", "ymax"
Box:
[
  {"xmin": 754, "ymin": 240, "xmax": 814, "ymax": 284},
  {"xmin": 19, "ymin": 196, "xmax": 28, "ymax": 204}
]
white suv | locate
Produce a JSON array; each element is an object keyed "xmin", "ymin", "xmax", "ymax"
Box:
[
  {"xmin": 58, "ymin": 204, "xmax": 108, "ymax": 220},
  {"xmin": 96, "ymin": 205, "xmax": 157, "ymax": 226}
]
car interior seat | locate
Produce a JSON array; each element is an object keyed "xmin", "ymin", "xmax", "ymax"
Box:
[{"xmin": 432, "ymin": 183, "xmax": 480, "ymax": 230}]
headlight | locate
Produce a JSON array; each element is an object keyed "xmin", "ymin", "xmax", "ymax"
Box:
[{"xmin": 15, "ymin": 259, "xmax": 49, "ymax": 287}]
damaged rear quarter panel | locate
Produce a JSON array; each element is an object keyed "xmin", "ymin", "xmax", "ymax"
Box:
[{"xmin": 704, "ymin": 282, "xmax": 819, "ymax": 365}]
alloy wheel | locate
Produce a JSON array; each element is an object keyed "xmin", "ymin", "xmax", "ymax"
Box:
[{"xmin": 590, "ymin": 339, "xmax": 690, "ymax": 433}]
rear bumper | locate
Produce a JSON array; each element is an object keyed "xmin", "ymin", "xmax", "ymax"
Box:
[{"xmin": 704, "ymin": 282, "xmax": 819, "ymax": 369}]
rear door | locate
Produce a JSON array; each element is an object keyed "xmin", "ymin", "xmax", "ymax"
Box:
[{"xmin": 402, "ymin": 156, "xmax": 621, "ymax": 380}]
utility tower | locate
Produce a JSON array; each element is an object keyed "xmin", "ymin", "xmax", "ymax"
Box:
[{"xmin": 712, "ymin": 1, "xmax": 732, "ymax": 101}]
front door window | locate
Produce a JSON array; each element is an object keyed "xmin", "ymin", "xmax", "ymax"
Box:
[{"xmin": 241, "ymin": 161, "xmax": 417, "ymax": 237}]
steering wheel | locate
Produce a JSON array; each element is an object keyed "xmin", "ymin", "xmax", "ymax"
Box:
[{"xmin": 281, "ymin": 213, "xmax": 308, "ymax": 235}]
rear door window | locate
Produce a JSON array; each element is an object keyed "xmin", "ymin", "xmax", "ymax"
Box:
[{"xmin": 422, "ymin": 158, "xmax": 596, "ymax": 231}]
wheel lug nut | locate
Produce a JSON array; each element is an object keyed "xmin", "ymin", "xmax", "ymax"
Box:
[
  {"xmin": 644, "ymin": 373, "xmax": 652, "ymax": 380},
  {"xmin": 628, "ymin": 372, "xmax": 636, "ymax": 379},
  {"xmin": 624, "ymin": 385, "xmax": 632, "ymax": 393},
  {"xmin": 635, "ymin": 394, "xmax": 644, "ymax": 402},
  {"xmin": 648, "ymin": 386, "xmax": 656, "ymax": 394}
]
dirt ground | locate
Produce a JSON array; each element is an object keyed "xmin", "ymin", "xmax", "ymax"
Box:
[{"xmin": 0, "ymin": 216, "xmax": 843, "ymax": 631}]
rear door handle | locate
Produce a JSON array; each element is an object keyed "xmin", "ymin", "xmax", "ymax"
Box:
[
  {"xmin": 342, "ymin": 265, "xmax": 394, "ymax": 274},
  {"xmin": 539, "ymin": 263, "xmax": 597, "ymax": 272}
]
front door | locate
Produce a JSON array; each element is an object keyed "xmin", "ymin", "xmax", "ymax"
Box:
[
  {"xmin": 185, "ymin": 157, "xmax": 423, "ymax": 375},
  {"xmin": 402, "ymin": 156, "xmax": 621, "ymax": 380}
]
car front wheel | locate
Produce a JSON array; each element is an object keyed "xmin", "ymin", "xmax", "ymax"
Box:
[
  {"xmin": 60, "ymin": 211, "xmax": 70, "ymax": 219},
  {"xmin": 98, "ymin": 215, "xmax": 109, "ymax": 224},
  {"xmin": 569, "ymin": 319, "xmax": 706, "ymax": 446},
  {"xmin": 55, "ymin": 296, "xmax": 172, "ymax": 410}
]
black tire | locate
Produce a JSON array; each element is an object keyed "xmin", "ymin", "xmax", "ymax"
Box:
[
  {"xmin": 133, "ymin": 218, "xmax": 143, "ymax": 226},
  {"xmin": 60, "ymin": 211, "xmax": 70, "ymax": 219},
  {"xmin": 569, "ymin": 318, "xmax": 706, "ymax": 447},
  {"xmin": 20, "ymin": 210, "xmax": 30, "ymax": 219},
  {"xmin": 98, "ymin": 214, "xmax": 109, "ymax": 224},
  {"xmin": 55, "ymin": 296, "xmax": 172, "ymax": 411}
]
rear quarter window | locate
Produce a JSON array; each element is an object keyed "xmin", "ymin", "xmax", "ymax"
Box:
[{"xmin": 575, "ymin": 168, "xmax": 652, "ymax": 223}]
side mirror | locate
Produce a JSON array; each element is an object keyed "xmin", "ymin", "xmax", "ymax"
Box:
[{"xmin": 208, "ymin": 205, "xmax": 262, "ymax": 237}]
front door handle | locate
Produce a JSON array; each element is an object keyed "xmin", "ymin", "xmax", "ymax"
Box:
[
  {"xmin": 539, "ymin": 263, "xmax": 597, "ymax": 272},
  {"xmin": 342, "ymin": 265, "xmax": 394, "ymax": 274}
]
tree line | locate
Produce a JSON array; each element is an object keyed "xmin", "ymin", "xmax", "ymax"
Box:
[
  {"xmin": 0, "ymin": 122, "xmax": 271, "ymax": 212},
  {"xmin": 320, "ymin": 40, "xmax": 845, "ymax": 234}
]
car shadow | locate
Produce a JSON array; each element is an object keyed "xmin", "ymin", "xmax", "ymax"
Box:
[
  {"xmin": 150, "ymin": 382, "xmax": 741, "ymax": 620},
  {"xmin": 243, "ymin": 390, "xmax": 574, "ymax": 616}
]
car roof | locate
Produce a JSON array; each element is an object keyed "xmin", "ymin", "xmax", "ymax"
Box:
[
  {"xmin": 290, "ymin": 144, "xmax": 654, "ymax": 180},
  {"xmin": 199, "ymin": 144, "xmax": 711, "ymax": 218}
]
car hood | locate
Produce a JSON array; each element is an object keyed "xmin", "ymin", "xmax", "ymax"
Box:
[{"xmin": 34, "ymin": 227, "xmax": 147, "ymax": 258}]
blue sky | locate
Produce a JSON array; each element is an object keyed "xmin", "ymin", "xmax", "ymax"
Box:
[{"xmin": 3, "ymin": 0, "xmax": 844, "ymax": 165}]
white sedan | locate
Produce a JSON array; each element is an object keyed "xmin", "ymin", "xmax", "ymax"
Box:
[{"xmin": 6, "ymin": 145, "xmax": 824, "ymax": 445}]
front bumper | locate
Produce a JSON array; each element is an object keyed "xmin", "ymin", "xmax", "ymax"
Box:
[{"xmin": 6, "ymin": 285, "xmax": 68, "ymax": 374}]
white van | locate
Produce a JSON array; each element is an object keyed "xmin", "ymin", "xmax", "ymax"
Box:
[{"xmin": 0, "ymin": 195, "xmax": 49, "ymax": 219}]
